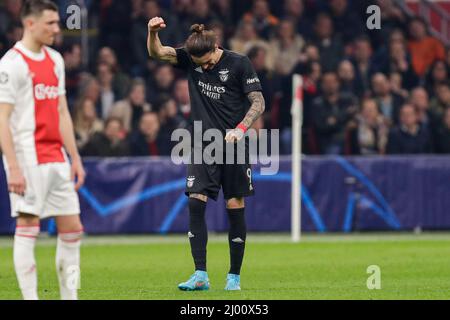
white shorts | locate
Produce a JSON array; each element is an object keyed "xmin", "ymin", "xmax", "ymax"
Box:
[{"xmin": 5, "ymin": 162, "xmax": 80, "ymax": 219}]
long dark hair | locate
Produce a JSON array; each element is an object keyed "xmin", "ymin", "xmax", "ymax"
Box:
[{"xmin": 185, "ymin": 24, "xmax": 216, "ymax": 57}]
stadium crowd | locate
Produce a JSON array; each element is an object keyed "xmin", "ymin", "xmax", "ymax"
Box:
[{"xmin": 0, "ymin": 0, "xmax": 449, "ymax": 156}]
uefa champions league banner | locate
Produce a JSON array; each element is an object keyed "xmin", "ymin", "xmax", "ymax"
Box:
[{"xmin": 1, "ymin": 156, "xmax": 450, "ymax": 234}]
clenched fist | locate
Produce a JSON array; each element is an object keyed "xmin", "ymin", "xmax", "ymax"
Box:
[
  {"xmin": 8, "ymin": 166, "xmax": 26, "ymax": 196},
  {"xmin": 225, "ymin": 128, "xmax": 245, "ymax": 143},
  {"xmin": 148, "ymin": 17, "xmax": 166, "ymax": 32}
]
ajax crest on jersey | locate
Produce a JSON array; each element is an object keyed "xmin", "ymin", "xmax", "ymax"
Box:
[
  {"xmin": 219, "ymin": 69, "xmax": 229, "ymax": 82},
  {"xmin": 0, "ymin": 72, "xmax": 8, "ymax": 84}
]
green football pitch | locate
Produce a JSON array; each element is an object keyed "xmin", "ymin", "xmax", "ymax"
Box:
[{"xmin": 1, "ymin": 233, "xmax": 449, "ymax": 300}]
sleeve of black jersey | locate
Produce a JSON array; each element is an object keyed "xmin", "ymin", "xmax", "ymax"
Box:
[
  {"xmin": 174, "ymin": 47, "xmax": 191, "ymax": 70},
  {"xmin": 240, "ymin": 55, "xmax": 262, "ymax": 94}
]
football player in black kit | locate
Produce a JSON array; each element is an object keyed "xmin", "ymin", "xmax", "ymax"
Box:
[{"xmin": 147, "ymin": 17, "xmax": 265, "ymax": 291}]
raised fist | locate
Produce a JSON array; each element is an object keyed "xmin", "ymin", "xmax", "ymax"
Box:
[{"xmin": 148, "ymin": 17, "xmax": 166, "ymax": 32}]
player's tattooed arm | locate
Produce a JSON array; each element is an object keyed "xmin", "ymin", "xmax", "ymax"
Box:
[
  {"xmin": 225, "ymin": 91, "xmax": 265, "ymax": 143},
  {"xmin": 240, "ymin": 91, "xmax": 266, "ymax": 129},
  {"xmin": 147, "ymin": 17, "xmax": 178, "ymax": 64}
]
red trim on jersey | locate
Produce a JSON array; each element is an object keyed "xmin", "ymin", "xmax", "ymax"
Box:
[{"xmin": 13, "ymin": 47, "xmax": 64, "ymax": 164}]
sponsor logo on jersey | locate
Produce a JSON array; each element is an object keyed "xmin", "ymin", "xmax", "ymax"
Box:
[
  {"xmin": 187, "ymin": 176, "xmax": 195, "ymax": 188},
  {"xmin": 0, "ymin": 72, "xmax": 8, "ymax": 84},
  {"xmin": 246, "ymin": 77, "xmax": 260, "ymax": 85},
  {"xmin": 195, "ymin": 66, "xmax": 203, "ymax": 73},
  {"xmin": 198, "ymin": 80, "xmax": 226, "ymax": 100},
  {"xmin": 219, "ymin": 69, "xmax": 229, "ymax": 82},
  {"xmin": 34, "ymin": 84, "xmax": 59, "ymax": 100}
]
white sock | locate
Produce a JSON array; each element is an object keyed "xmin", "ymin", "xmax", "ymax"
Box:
[
  {"xmin": 56, "ymin": 230, "xmax": 83, "ymax": 300},
  {"xmin": 14, "ymin": 225, "xmax": 40, "ymax": 300}
]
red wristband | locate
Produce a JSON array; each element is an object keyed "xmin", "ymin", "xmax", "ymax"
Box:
[{"xmin": 237, "ymin": 123, "xmax": 248, "ymax": 133}]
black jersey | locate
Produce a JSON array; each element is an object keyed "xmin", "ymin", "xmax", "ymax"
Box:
[{"xmin": 174, "ymin": 48, "xmax": 262, "ymax": 134}]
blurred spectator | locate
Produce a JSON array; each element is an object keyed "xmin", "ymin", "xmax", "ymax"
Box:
[
  {"xmin": 386, "ymin": 103, "xmax": 433, "ymax": 154},
  {"xmin": 63, "ymin": 44, "xmax": 83, "ymax": 108},
  {"xmin": 147, "ymin": 64, "xmax": 175, "ymax": 105},
  {"xmin": 350, "ymin": 36, "xmax": 374, "ymax": 98},
  {"xmin": 129, "ymin": 112, "xmax": 171, "ymax": 156},
  {"xmin": 297, "ymin": 59, "xmax": 321, "ymax": 122},
  {"xmin": 378, "ymin": 38, "xmax": 418, "ymax": 90},
  {"xmin": 0, "ymin": 21, "xmax": 23, "ymax": 56},
  {"xmin": 248, "ymin": 45, "xmax": 274, "ymax": 125},
  {"xmin": 209, "ymin": 21, "xmax": 225, "ymax": 48},
  {"xmin": 77, "ymin": 74, "xmax": 101, "ymax": 116},
  {"xmin": 269, "ymin": 19, "xmax": 304, "ymax": 76},
  {"xmin": 371, "ymin": 73, "xmax": 405, "ymax": 125},
  {"xmin": 282, "ymin": 0, "xmax": 312, "ymax": 40},
  {"xmin": 98, "ymin": 0, "xmax": 134, "ymax": 67},
  {"xmin": 173, "ymin": 78, "xmax": 191, "ymax": 119},
  {"xmin": 184, "ymin": 0, "xmax": 219, "ymax": 32},
  {"xmin": 447, "ymin": 47, "xmax": 450, "ymax": 68},
  {"xmin": 389, "ymin": 72, "xmax": 409, "ymax": 99},
  {"xmin": 297, "ymin": 43, "xmax": 321, "ymax": 64},
  {"xmin": 130, "ymin": 0, "xmax": 181, "ymax": 75},
  {"xmin": 156, "ymin": 94, "xmax": 187, "ymax": 143},
  {"xmin": 429, "ymin": 82, "xmax": 450, "ymax": 119},
  {"xmin": 370, "ymin": 0, "xmax": 405, "ymax": 49},
  {"xmin": 410, "ymin": 87, "xmax": 439, "ymax": 132},
  {"xmin": 311, "ymin": 72, "xmax": 358, "ymax": 154},
  {"xmin": 171, "ymin": 0, "xmax": 192, "ymax": 27},
  {"xmin": 312, "ymin": 13, "xmax": 344, "ymax": 72},
  {"xmin": 328, "ymin": 0, "xmax": 364, "ymax": 45},
  {"xmin": 407, "ymin": 17, "xmax": 445, "ymax": 78},
  {"xmin": 0, "ymin": 0, "xmax": 22, "ymax": 34},
  {"xmin": 346, "ymin": 98, "xmax": 388, "ymax": 155},
  {"xmin": 97, "ymin": 62, "xmax": 118, "ymax": 119},
  {"xmin": 337, "ymin": 60, "xmax": 361, "ymax": 98},
  {"xmin": 211, "ymin": 0, "xmax": 234, "ymax": 38},
  {"xmin": 229, "ymin": 20, "xmax": 273, "ymax": 70},
  {"xmin": 73, "ymin": 98, "xmax": 104, "ymax": 149},
  {"xmin": 434, "ymin": 108, "xmax": 450, "ymax": 154},
  {"xmin": 241, "ymin": 0, "xmax": 279, "ymax": 40},
  {"xmin": 109, "ymin": 78, "xmax": 152, "ymax": 133},
  {"xmin": 424, "ymin": 60, "xmax": 450, "ymax": 97},
  {"xmin": 98, "ymin": 47, "xmax": 131, "ymax": 100},
  {"xmin": 131, "ymin": 0, "xmax": 144, "ymax": 19},
  {"xmin": 372, "ymin": 28, "xmax": 406, "ymax": 70},
  {"xmin": 81, "ymin": 117, "xmax": 130, "ymax": 157}
]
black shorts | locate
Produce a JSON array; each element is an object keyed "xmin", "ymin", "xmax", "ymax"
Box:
[{"xmin": 185, "ymin": 162, "xmax": 255, "ymax": 200}]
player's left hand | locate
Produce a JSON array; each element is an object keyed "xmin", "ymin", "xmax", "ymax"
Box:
[
  {"xmin": 71, "ymin": 156, "xmax": 86, "ymax": 191},
  {"xmin": 225, "ymin": 128, "xmax": 245, "ymax": 143}
]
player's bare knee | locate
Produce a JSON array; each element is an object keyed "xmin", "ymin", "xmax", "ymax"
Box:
[
  {"xmin": 55, "ymin": 215, "xmax": 84, "ymax": 234},
  {"xmin": 189, "ymin": 193, "xmax": 208, "ymax": 203},
  {"xmin": 226, "ymin": 198, "xmax": 245, "ymax": 209},
  {"xmin": 16, "ymin": 213, "xmax": 40, "ymax": 227}
]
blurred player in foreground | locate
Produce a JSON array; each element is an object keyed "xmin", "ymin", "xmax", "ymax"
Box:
[
  {"xmin": 0, "ymin": 0, "xmax": 84, "ymax": 300},
  {"xmin": 148, "ymin": 17, "xmax": 265, "ymax": 291}
]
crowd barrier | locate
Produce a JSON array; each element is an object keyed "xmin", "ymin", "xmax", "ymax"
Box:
[{"xmin": 1, "ymin": 155, "xmax": 449, "ymax": 234}]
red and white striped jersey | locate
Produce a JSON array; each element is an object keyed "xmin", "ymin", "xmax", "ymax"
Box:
[{"xmin": 0, "ymin": 41, "xmax": 66, "ymax": 166}]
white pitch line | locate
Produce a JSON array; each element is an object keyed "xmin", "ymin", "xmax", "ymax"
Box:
[{"xmin": 1, "ymin": 232, "xmax": 450, "ymax": 248}]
